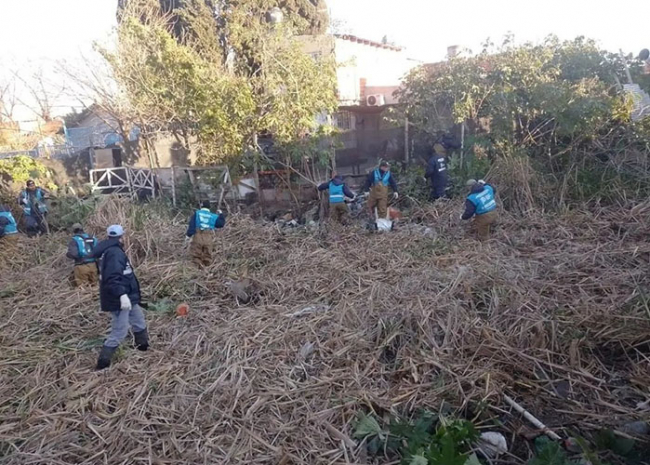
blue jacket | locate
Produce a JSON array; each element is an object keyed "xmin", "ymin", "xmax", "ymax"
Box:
[
  {"xmin": 186, "ymin": 209, "xmax": 226, "ymax": 237},
  {"xmin": 93, "ymin": 238, "xmax": 141, "ymax": 312},
  {"xmin": 19, "ymin": 188, "xmax": 48, "ymax": 216},
  {"xmin": 0, "ymin": 209, "xmax": 18, "ymax": 237},
  {"xmin": 318, "ymin": 176, "xmax": 355, "ymax": 203},
  {"xmin": 462, "ymin": 183, "xmax": 497, "ymax": 219},
  {"xmin": 362, "ymin": 169, "xmax": 398, "ymax": 192}
]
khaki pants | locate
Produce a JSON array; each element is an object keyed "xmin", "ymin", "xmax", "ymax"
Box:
[
  {"xmin": 73, "ymin": 262, "xmax": 98, "ymax": 287},
  {"xmin": 329, "ymin": 202, "xmax": 349, "ymax": 224},
  {"xmin": 190, "ymin": 230, "xmax": 213, "ymax": 267},
  {"xmin": 472, "ymin": 210, "xmax": 498, "ymax": 240},
  {"xmin": 368, "ymin": 185, "xmax": 389, "ymax": 219}
]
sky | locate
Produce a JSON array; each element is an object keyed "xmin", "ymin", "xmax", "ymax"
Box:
[{"xmin": 0, "ymin": 0, "xmax": 648, "ymax": 121}]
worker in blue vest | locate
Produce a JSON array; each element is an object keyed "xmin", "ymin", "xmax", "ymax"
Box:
[
  {"xmin": 318, "ymin": 174, "xmax": 355, "ymax": 224},
  {"xmin": 362, "ymin": 161, "xmax": 399, "ymax": 219},
  {"xmin": 460, "ymin": 179, "xmax": 498, "ymax": 240},
  {"xmin": 185, "ymin": 201, "xmax": 226, "ymax": 267},
  {"xmin": 66, "ymin": 223, "xmax": 99, "ymax": 287},
  {"xmin": 18, "ymin": 180, "xmax": 49, "ymax": 236},
  {"xmin": 0, "ymin": 204, "xmax": 19, "ymax": 246}
]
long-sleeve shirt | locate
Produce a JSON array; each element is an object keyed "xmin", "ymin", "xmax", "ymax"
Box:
[
  {"xmin": 462, "ymin": 183, "xmax": 497, "ymax": 219},
  {"xmin": 318, "ymin": 176, "xmax": 355, "ymax": 199},
  {"xmin": 362, "ymin": 169, "xmax": 398, "ymax": 193},
  {"xmin": 186, "ymin": 210, "xmax": 226, "ymax": 237}
]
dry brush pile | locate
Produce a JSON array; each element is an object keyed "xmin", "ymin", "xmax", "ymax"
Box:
[{"xmin": 0, "ymin": 197, "xmax": 649, "ymax": 464}]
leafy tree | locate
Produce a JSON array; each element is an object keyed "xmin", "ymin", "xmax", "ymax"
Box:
[
  {"xmin": 106, "ymin": 0, "xmax": 337, "ymax": 166},
  {"xmin": 397, "ymin": 36, "xmax": 649, "ymax": 171}
]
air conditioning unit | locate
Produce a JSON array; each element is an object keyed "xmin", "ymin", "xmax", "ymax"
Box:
[{"xmin": 366, "ymin": 94, "xmax": 385, "ymax": 106}]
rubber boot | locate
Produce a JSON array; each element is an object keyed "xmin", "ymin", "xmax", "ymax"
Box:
[
  {"xmin": 96, "ymin": 345, "xmax": 117, "ymax": 370},
  {"xmin": 133, "ymin": 329, "xmax": 149, "ymax": 351}
]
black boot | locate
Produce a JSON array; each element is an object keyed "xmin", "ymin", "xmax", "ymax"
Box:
[
  {"xmin": 96, "ymin": 345, "xmax": 117, "ymax": 370},
  {"xmin": 133, "ymin": 329, "xmax": 149, "ymax": 351}
]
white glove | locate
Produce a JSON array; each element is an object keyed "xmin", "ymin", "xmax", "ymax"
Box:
[
  {"xmin": 478, "ymin": 179, "xmax": 486, "ymax": 185},
  {"xmin": 184, "ymin": 236, "xmax": 192, "ymax": 245},
  {"xmin": 459, "ymin": 214, "xmax": 465, "ymax": 221},
  {"xmin": 393, "ymin": 192, "xmax": 399, "ymax": 200},
  {"xmin": 120, "ymin": 294, "xmax": 132, "ymax": 311},
  {"xmin": 217, "ymin": 209, "xmax": 223, "ymax": 215}
]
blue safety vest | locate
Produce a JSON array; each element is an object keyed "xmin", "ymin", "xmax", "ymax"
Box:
[
  {"xmin": 73, "ymin": 233, "xmax": 98, "ymax": 263},
  {"xmin": 329, "ymin": 182, "xmax": 345, "ymax": 204},
  {"xmin": 467, "ymin": 185, "xmax": 497, "ymax": 215},
  {"xmin": 0, "ymin": 211, "xmax": 18, "ymax": 235},
  {"xmin": 195, "ymin": 209, "xmax": 220, "ymax": 231},
  {"xmin": 373, "ymin": 169, "xmax": 391, "ymax": 187},
  {"xmin": 21, "ymin": 188, "xmax": 47, "ymax": 216}
]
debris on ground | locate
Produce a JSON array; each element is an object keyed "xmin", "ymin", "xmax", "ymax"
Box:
[{"xmin": 0, "ymin": 197, "xmax": 649, "ymax": 463}]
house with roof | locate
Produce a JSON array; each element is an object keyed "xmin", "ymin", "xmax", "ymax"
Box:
[{"xmin": 300, "ymin": 33, "xmax": 421, "ymax": 175}]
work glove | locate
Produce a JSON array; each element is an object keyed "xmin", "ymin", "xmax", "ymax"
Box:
[
  {"xmin": 393, "ymin": 192, "xmax": 399, "ymax": 200},
  {"xmin": 120, "ymin": 294, "xmax": 132, "ymax": 312},
  {"xmin": 184, "ymin": 236, "xmax": 191, "ymax": 247},
  {"xmin": 217, "ymin": 209, "xmax": 223, "ymax": 215},
  {"xmin": 478, "ymin": 179, "xmax": 486, "ymax": 185},
  {"xmin": 459, "ymin": 213, "xmax": 466, "ymax": 221}
]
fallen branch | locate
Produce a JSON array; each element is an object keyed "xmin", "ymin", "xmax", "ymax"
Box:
[{"xmin": 504, "ymin": 394, "xmax": 562, "ymax": 441}]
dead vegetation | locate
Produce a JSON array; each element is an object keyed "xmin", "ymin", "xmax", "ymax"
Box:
[{"xmin": 0, "ymin": 197, "xmax": 649, "ymax": 464}]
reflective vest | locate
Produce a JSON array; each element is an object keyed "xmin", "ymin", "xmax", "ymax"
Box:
[
  {"xmin": 73, "ymin": 233, "xmax": 98, "ymax": 263},
  {"xmin": 467, "ymin": 185, "xmax": 497, "ymax": 215},
  {"xmin": 21, "ymin": 188, "xmax": 47, "ymax": 216},
  {"xmin": 373, "ymin": 169, "xmax": 391, "ymax": 187},
  {"xmin": 329, "ymin": 182, "xmax": 345, "ymax": 204},
  {"xmin": 196, "ymin": 209, "xmax": 220, "ymax": 231},
  {"xmin": 0, "ymin": 211, "xmax": 18, "ymax": 235}
]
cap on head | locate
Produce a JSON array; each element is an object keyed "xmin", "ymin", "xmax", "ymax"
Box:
[
  {"xmin": 379, "ymin": 161, "xmax": 390, "ymax": 169},
  {"xmin": 466, "ymin": 179, "xmax": 478, "ymax": 187},
  {"xmin": 71, "ymin": 223, "xmax": 83, "ymax": 232},
  {"xmin": 107, "ymin": 224, "xmax": 125, "ymax": 238},
  {"xmin": 201, "ymin": 200, "xmax": 211, "ymax": 209}
]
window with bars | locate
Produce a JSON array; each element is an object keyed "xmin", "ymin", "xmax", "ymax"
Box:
[{"xmin": 334, "ymin": 111, "xmax": 354, "ymax": 131}]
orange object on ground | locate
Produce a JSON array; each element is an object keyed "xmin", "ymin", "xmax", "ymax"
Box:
[{"xmin": 176, "ymin": 303, "xmax": 189, "ymax": 317}]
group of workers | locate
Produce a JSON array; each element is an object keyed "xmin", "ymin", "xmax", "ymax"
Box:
[
  {"xmin": 1, "ymin": 188, "xmax": 227, "ymax": 370},
  {"xmin": 1, "ymin": 140, "xmax": 496, "ymax": 371},
  {"xmin": 318, "ymin": 138, "xmax": 498, "ymax": 239}
]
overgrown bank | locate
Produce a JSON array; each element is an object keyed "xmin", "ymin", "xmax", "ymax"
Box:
[{"xmin": 1, "ymin": 197, "xmax": 649, "ymax": 464}]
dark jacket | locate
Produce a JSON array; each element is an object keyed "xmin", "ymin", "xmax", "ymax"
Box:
[
  {"xmin": 186, "ymin": 209, "xmax": 227, "ymax": 237},
  {"xmin": 318, "ymin": 176, "xmax": 355, "ymax": 199},
  {"xmin": 362, "ymin": 169, "xmax": 399, "ymax": 193},
  {"xmin": 93, "ymin": 238, "xmax": 141, "ymax": 312},
  {"xmin": 462, "ymin": 183, "xmax": 497, "ymax": 220},
  {"xmin": 425, "ymin": 154, "xmax": 449, "ymax": 192}
]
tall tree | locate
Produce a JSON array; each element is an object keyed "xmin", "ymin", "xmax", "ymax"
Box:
[{"xmin": 106, "ymin": 0, "xmax": 337, "ymax": 165}]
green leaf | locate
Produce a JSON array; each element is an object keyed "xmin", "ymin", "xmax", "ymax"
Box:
[
  {"xmin": 409, "ymin": 455, "xmax": 429, "ymax": 465},
  {"xmin": 464, "ymin": 453, "xmax": 482, "ymax": 465},
  {"xmin": 529, "ymin": 437, "xmax": 572, "ymax": 465},
  {"xmin": 353, "ymin": 413, "xmax": 384, "ymax": 439}
]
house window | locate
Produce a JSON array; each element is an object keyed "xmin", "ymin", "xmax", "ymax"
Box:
[{"xmin": 334, "ymin": 111, "xmax": 354, "ymax": 131}]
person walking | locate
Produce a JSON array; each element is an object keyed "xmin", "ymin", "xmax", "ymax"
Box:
[
  {"xmin": 66, "ymin": 223, "xmax": 99, "ymax": 287},
  {"xmin": 93, "ymin": 225, "xmax": 149, "ymax": 370},
  {"xmin": 185, "ymin": 201, "xmax": 226, "ymax": 267},
  {"xmin": 318, "ymin": 173, "xmax": 355, "ymax": 224},
  {"xmin": 460, "ymin": 179, "xmax": 498, "ymax": 240}
]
